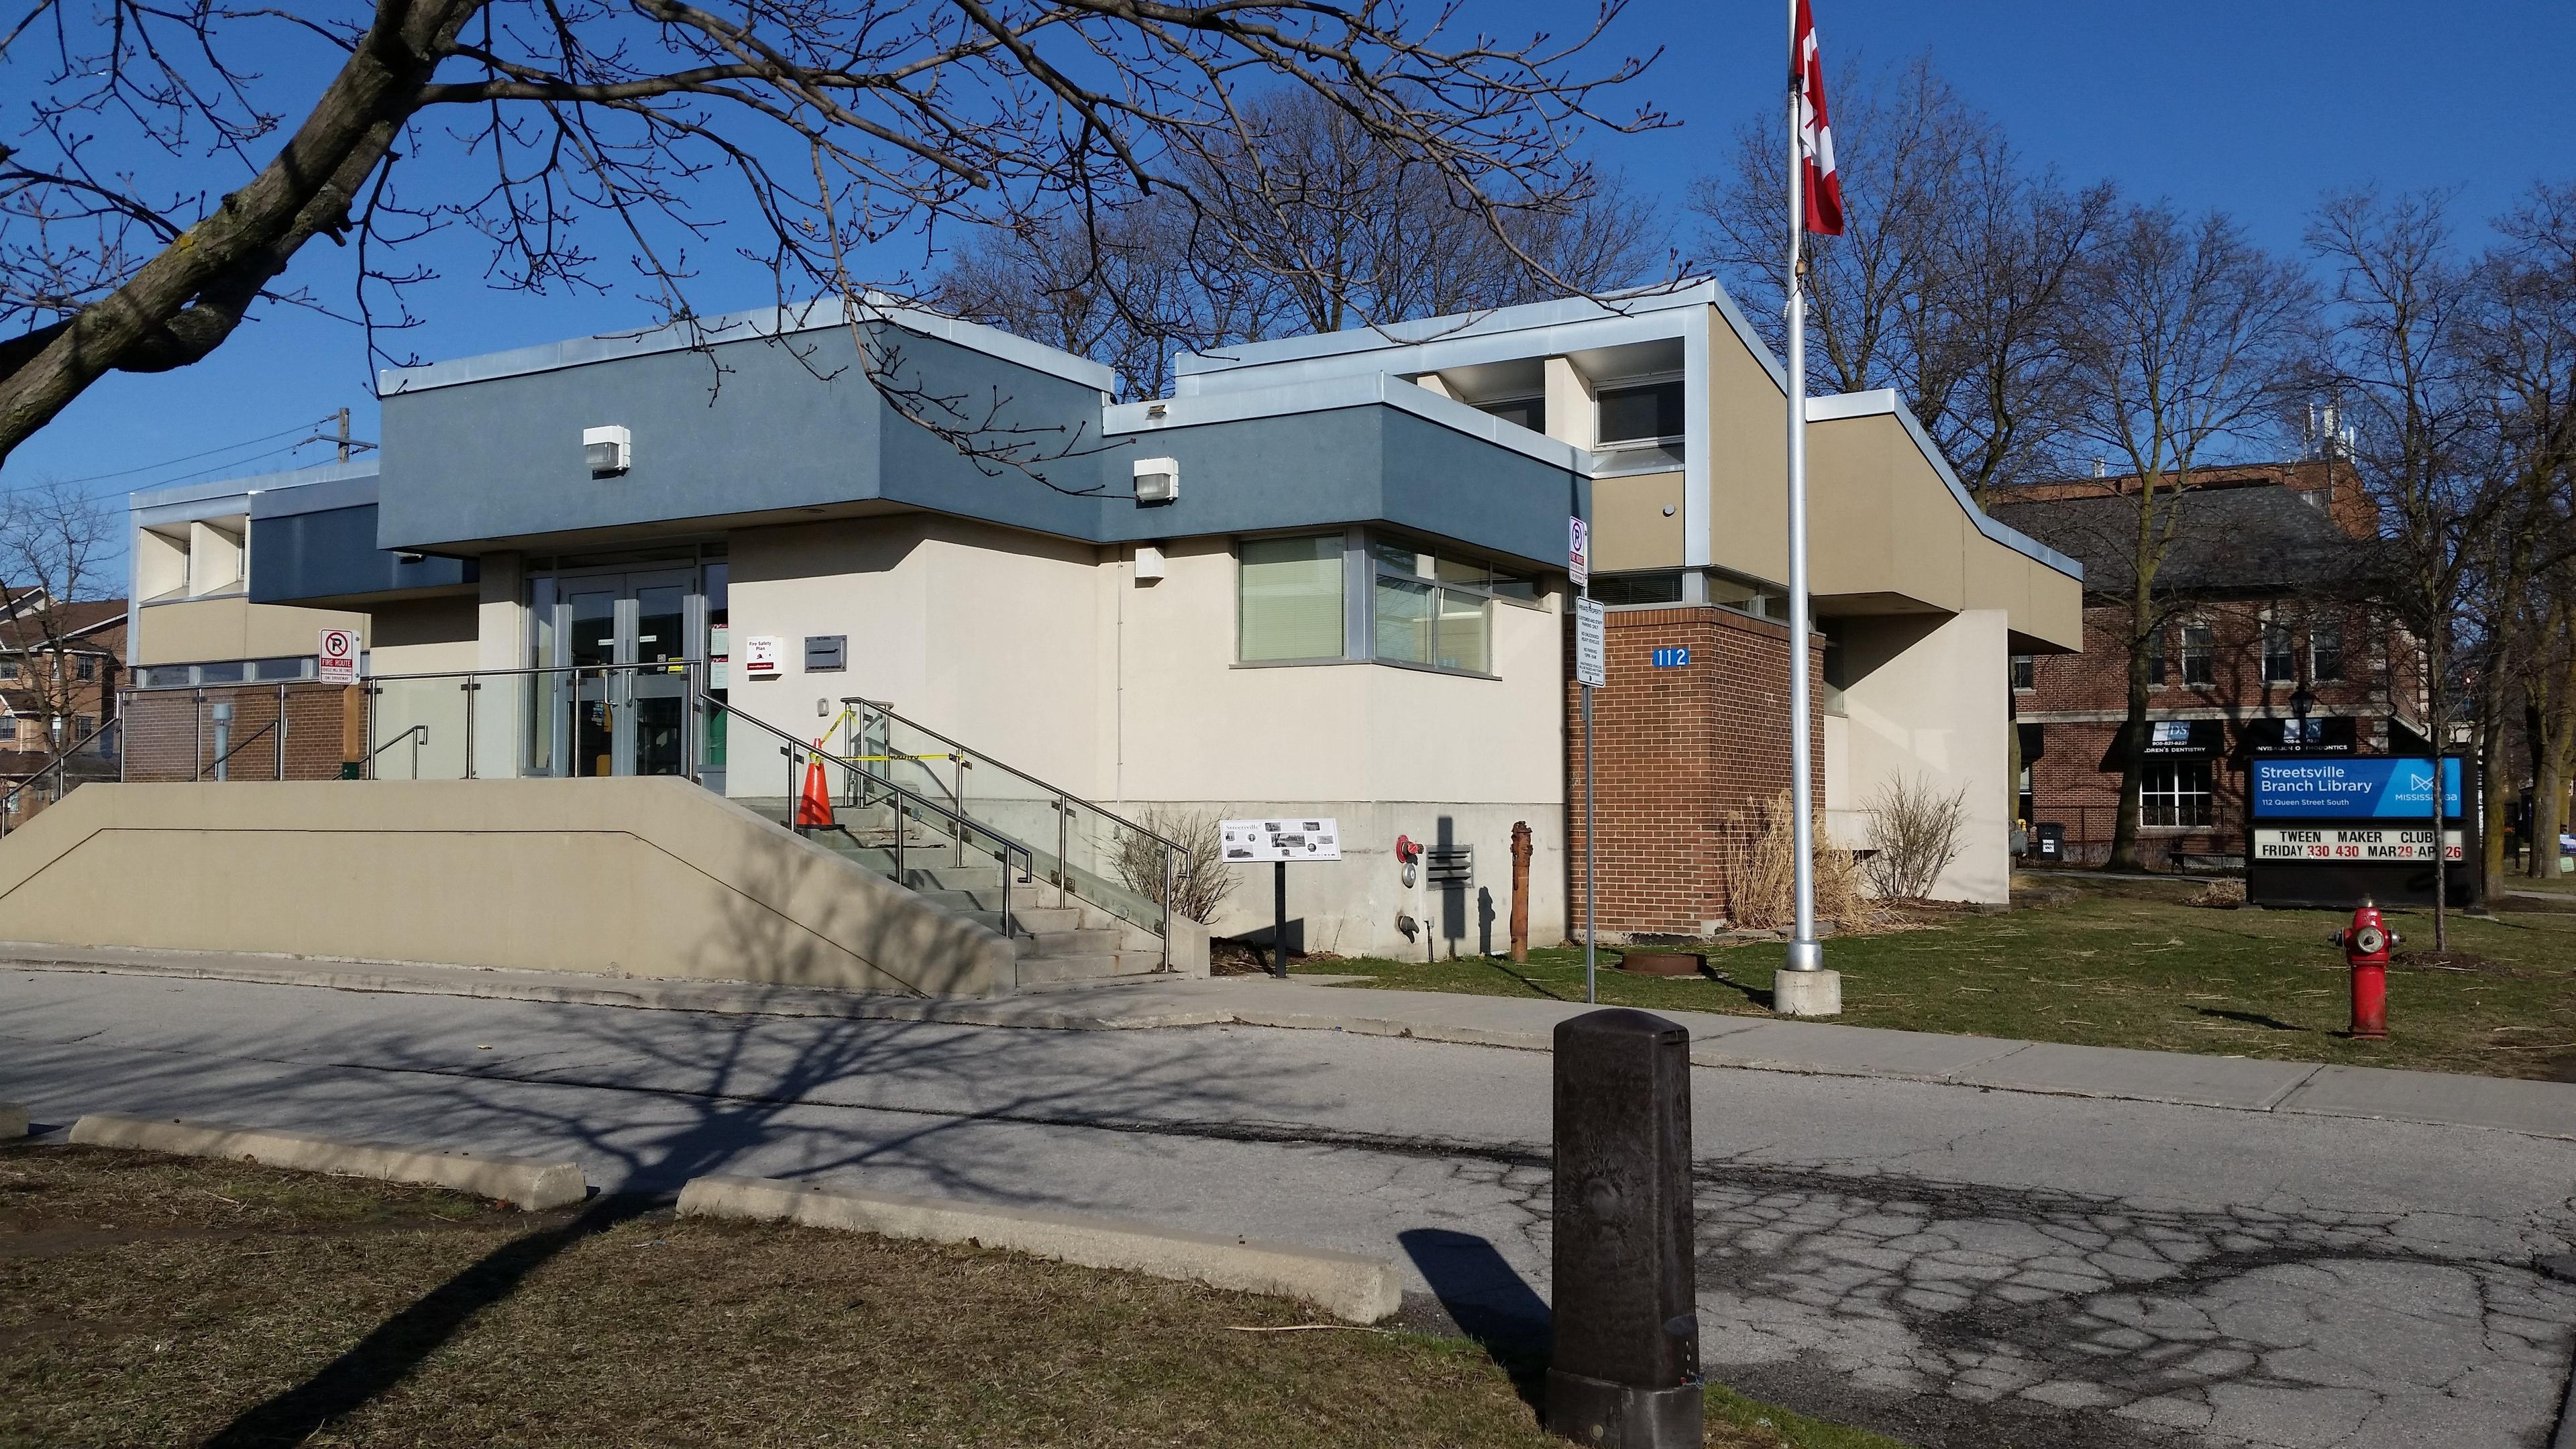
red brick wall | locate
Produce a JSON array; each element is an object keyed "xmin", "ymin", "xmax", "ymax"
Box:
[
  {"xmin": 122, "ymin": 684, "xmax": 358, "ymax": 782},
  {"xmin": 1565, "ymin": 606, "xmax": 1825, "ymax": 934}
]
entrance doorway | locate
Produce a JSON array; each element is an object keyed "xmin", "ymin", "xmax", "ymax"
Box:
[{"xmin": 531, "ymin": 566, "xmax": 702, "ymax": 778}]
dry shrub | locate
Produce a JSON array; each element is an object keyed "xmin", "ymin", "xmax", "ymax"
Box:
[
  {"xmin": 1724, "ymin": 790, "xmax": 1872, "ymax": 930},
  {"xmin": 1112, "ymin": 805, "xmax": 1237, "ymax": 924},
  {"xmin": 2189, "ymin": 877, "xmax": 2246, "ymax": 909},
  {"xmin": 1862, "ymin": 774, "xmax": 1970, "ymax": 900}
]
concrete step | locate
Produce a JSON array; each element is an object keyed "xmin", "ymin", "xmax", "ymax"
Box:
[
  {"xmin": 1014, "ymin": 927, "xmax": 1124, "ymax": 960},
  {"xmin": 1014, "ymin": 953, "xmax": 1150, "ymax": 987}
]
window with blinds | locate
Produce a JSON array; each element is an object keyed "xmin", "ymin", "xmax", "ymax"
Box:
[{"xmin": 1238, "ymin": 535, "xmax": 1346, "ymax": 661}]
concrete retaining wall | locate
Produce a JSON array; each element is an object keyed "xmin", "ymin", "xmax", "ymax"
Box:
[{"xmin": 0, "ymin": 778, "xmax": 1017, "ymax": 997}]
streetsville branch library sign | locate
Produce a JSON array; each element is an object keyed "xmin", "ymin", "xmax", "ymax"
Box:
[{"xmin": 2245, "ymin": 755, "xmax": 2477, "ymax": 909}]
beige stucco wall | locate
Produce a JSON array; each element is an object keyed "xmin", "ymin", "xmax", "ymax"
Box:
[
  {"xmin": 131, "ymin": 596, "xmax": 369, "ymax": 667},
  {"xmin": 1703, "ymin": 313, "xmax": 1792, "ymax": 585},
  {"xmin": 1592, "ymin": 471, "xmax": 1686, "ymax": 572},
  {"xmin": 368, "ymin": 594, "xmax": 480, "ymax": 676},
  {"xmin": 1835, "ymin": 608, "xmax": 2012, "ymax": 903},
  {"xmin": 727, "ymin": 515, "xmax": 1108, "ymax": 798},
  {"xmin": 0, "ymin": 778, "xmax": 1014, "ymax": 996}
]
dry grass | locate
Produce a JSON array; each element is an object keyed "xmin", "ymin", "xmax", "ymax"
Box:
[
  {"xmin": 1, "ymin": 1146, "xmax": 1884, "ymax": 1449},
  {"xmin": 1724, "ymin": 790, "xmax": 1872, "ymax": 931}
]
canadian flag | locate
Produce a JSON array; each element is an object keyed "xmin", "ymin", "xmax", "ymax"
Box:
[{"xmin": 1792, "ymin": 0, "xmax": 1846, "ymax": 236}]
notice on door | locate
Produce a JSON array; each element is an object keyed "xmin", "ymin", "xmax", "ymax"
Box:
[{"xmin": 2252, "ymin": 826, "xmax": 2464, "ymax": 863}]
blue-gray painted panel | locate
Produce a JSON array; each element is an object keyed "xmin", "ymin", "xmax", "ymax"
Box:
[{"xmin": 250, "ymin": 504, "xmax": 475, "ymax": 602}]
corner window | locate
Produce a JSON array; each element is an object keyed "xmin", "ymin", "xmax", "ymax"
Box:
[
  {"xmin": 2261, "ymin": 621, "xmax": 2296, "ymax": 684},
  {"xmin": 2140, "ymin": 761, "xmax": 2214, "ymax": 828},
  {"xmin": 2010, "ymin": 654, "xmax": 2035, "ymax": 691},
  {"xmin": 1238, "ymin": 535, "xmax": 1346, "ymax": 663},
  {"xmin": 1707, "ymin": 569, "xmax": 1791, "ymax": 623},
  {"xmin": 1593, "ymin": 572, "xmax": 1684, "ymax": 607},
  {"xmin": 2180, "ymin": 623, "xmax": 2214, "ymax": 686},
  {"xmin": 1373, "ymin": 543, "xmax": 1501, "ymax": 674},
  {"xmin": 2311, "ymin": 622, "xmax": 2344, "ymax": 683},
  {"xmin": 1596, "ymin": 380, "xmax": 1683, "ymax": 447}
]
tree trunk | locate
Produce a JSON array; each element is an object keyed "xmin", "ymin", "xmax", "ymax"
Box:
[
  {"xmin": 2536, "ymin": 735, "xmax": 2564, "ymax": 883},
  {"xmin": 2107, "ymin": 596, "xmax": 2152, "ymax": 872}
]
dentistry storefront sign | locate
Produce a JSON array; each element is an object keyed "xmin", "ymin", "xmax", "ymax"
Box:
[{"xmin": 2251, "ymin": 757, "xmax": 2463, "ymax": 820}]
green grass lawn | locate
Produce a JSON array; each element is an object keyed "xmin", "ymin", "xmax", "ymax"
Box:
[{"xmin": 1298, "ymin": 875, "xmax": 2576, "ymax": 1081}]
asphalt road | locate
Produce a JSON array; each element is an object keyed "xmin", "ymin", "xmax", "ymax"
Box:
[{"xmin": 6, "ymin": 967, "xmax": 2573, "ymax": 1449}]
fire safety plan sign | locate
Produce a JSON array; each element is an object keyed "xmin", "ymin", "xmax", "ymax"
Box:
[{"xmin": 1220, "ymin": 819, "xmax": 1342, "ymax": 863}]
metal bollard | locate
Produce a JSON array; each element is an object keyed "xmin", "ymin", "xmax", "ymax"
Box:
[{"xmin": 1549, "ymin": 1008, "xmax": 1701, "ymax": 1448}]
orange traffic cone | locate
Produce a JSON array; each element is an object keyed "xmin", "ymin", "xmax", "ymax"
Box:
[{"xmin": 795, "ymin": 751, "xmax": 835, "ymax": 830}]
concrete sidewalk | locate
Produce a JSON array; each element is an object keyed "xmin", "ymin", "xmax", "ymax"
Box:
[{"xmin": 6, "ymin": 939, "xmax": 2571, "ymax": 1141}]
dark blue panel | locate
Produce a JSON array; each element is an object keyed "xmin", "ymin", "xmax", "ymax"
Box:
[{"xmin": 250, "ymin": 504, "xmax": 475, "ymax": 603}]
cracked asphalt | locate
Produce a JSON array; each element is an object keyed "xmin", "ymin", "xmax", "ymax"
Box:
[{"xmin": 5, "ymin": 968, "xmax": 2573, "ymax": 1448}]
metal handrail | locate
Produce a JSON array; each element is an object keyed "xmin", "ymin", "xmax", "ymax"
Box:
[
  {"xmin": 0, "ymin": 716, "xmax": 124, "ymax": 839},
  {"xmin": 839, "ymin": 694, "xmax": 1185, "ymax": 855},
  {"xmin": 201, "ymin": 717, "xmax": 278, "ymax": 780},
  {"xmin": 700, "ymin": 690, "xmax": 1034, "ymax": 945},
  {"xmin": 116, "ymin": 660, "xmax": 705, "ymax": 695},
  {"xmin": 841, "ymin": 692, "xmax": 1189, "ymax": 961}
]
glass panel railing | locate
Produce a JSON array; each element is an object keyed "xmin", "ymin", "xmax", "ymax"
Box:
[
  {"xmin": 369, "ymin": 676, "xmax": 471, "ymax": 780},
  {"xmin": 845, "ymin": 700, "xmax": 1183, "ymax": 951}
]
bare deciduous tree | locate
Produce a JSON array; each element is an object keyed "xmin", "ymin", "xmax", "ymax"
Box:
[
  {"xmin": 0, "ymin": 477, "xmax": 121, "ymax": 767},
  {"xmin": 2061, "ymin": 203, "xmax": 2312, "ymax": 873},
  {"xmin": 938, "ymin": 89, "xmax": 1672, "ymax": 401},
  {"xmin": 0, "ymin": 0, "xmax": 1667, "ymax": 464},
  {"xmin": 1693, "ymin": 54, "xmax": 2110, "ymax": 499}
]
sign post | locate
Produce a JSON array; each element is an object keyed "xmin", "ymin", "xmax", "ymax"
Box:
[
  {"xmin": 319, "ymin": 629, "xmax": 362, "ymax": 780},
  {"xmin": 1219, "ymin": 818, "xmax": 1342, "ymax": 978},
  {"xmin": 1571, "ymin": 517, "xmax": 1601, "ymax": 1006}
]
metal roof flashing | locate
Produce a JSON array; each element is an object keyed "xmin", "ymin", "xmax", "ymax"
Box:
[
  {"xmin": 1805, "ymin": 390, "xmax": 2082, "ymax": 582},
  {"xmin": 129, "ymin": 460, "xmax": 382, "ymax": 516},
  {"xmin": 1107, "ymin": 374, "xmax": 1594, "ymax": 476},
  {"xmin": 376, "ymin": 294, "xmax": 1115, "ymax": 396}
]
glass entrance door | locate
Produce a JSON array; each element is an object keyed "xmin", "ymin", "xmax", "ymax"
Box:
[{"xmin": 554, "ymin": 568, "xmax": 698, "ymax": 777}]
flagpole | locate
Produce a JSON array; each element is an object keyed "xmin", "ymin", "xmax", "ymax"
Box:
[{"xmin": 1780, "ymin": 0, "xmax": 1833, "ymax": 1011}]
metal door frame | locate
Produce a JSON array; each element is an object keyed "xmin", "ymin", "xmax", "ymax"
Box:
[{"xmin": 538, "ymin": 565, "xmax": 703, "ymax": 778}]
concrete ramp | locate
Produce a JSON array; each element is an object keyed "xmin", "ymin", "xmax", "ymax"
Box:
[{"xmin": 0, "ymin": 779, "xmax": 1015, "ymax": 997}]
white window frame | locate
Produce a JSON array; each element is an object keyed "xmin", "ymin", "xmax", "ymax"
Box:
[{"xmin": 2139, "ymin": 759, "xmax": 2215, "ymax": 829}]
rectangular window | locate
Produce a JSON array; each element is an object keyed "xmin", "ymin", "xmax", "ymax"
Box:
[
  {"xmin": 0, "ymin": 660, "xmax": 16, "ymax": 682},
  {"xmin": 2261, "ymin": 621, "xmax": 2296, "ymax": 683},
  {"xmin": 1593, "ymin": 572, "xmax": 1684, "ymax": 606},
  {"xmin": 73, "ymin": 715, "xmax": 93, "ymax": 741},
  {"xmin": 2311, "ymin": 622, "xmax": 2344, "ymax": 683},
  {"xmin": 2139, "ymin": 760, "xmax": 2215, "ymax": 828},
  {"xmin": 2181, "ymin": 623, "xmax": 2214, "ymax": 686},
  {"xmin": 1476, "ymin": 396, "xmax": 1545, "ymax": 433},
  {"xmin": 2010, "ymin": 654, "xmax": 2035, "ymax": 691},
  {"xmin": 1707, "ymin": 569, "xmax": 1790, "ymax": 623},
  {"xmin": 2146, "ymin": 630, "xmax": 2166, "ymax": 686},
  {"xmin": 1596, "ymin": 380, "xmax": 1684, "ymax": 445},
  {"xmin": 0, "ymin": 717, "xmax": 15, "ymax": 742},
  {"xmin": 74, "ymin": 656, "xmax": 96, "ymax": 682},
  {"xmin": 1238, "ymin": 535, "xmax": 1347, "ymax": 662}
]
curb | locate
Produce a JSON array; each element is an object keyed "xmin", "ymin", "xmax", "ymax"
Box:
[
  {"xmin": 67, "ymin": 1112, "xmax": 588, "ymax": 1210},
  {"xmin": 0, "ymin": 1101, "xmax": 25, "ymax": 1142},
  {"xmin": 677, "ymin": 1173, "xmax": 1403, "ymax": 1324}
]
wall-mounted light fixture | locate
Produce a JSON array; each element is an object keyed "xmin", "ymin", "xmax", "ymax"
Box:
[
  {"xmin": 1133, "ymin": 455, "xmax": 1179, "ymax": 504},
  {"xmin": 583, "ymin": 425, "xmax": 632, "ymax": 478}
]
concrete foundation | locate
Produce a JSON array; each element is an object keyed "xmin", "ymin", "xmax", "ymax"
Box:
[
  {"xmin": 1772, "ymin": 968, "xmax": 1842, "ymax": 1018},
  {"xmin": 0, "ymin": 1101, "xmax": 26, "ymax": 1141}
]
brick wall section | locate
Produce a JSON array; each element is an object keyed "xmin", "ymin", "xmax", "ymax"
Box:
[
  {"xmin": 1566, "ymin": 606, "xmax": 1825, "ymax": 934},
  {"xmin": 122, "ymin": 684, "xmax": 358, "ymax": 782}
]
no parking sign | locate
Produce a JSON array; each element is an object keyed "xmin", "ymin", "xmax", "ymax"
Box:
[{"xmin": 318, "ymin": 628, "xmax": 359, "ymax": 684}]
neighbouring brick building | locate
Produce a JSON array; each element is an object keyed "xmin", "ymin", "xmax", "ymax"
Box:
[
  {"xmin": 1990, "ymin": 462, "xmax": 2422, "ymax": 869},
  {"xmin": 0, "ymin": 593, "xmax": 127, "ymax": 801}
]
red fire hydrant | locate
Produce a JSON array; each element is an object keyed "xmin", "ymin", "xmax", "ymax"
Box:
[{"xmin": 2328, "ymin": 898, "xmax": 2398, "ymax": 1040}]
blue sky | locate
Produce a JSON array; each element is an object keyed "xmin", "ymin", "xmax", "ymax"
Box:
[{"xmin": 7, "ymin": 0, "xmax": 2573, "ymax": 543}]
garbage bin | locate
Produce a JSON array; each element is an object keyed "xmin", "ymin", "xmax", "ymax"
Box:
[{"xmin": 2033, "ymin": 822, "xmax": 2065, "ymax": 863}]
